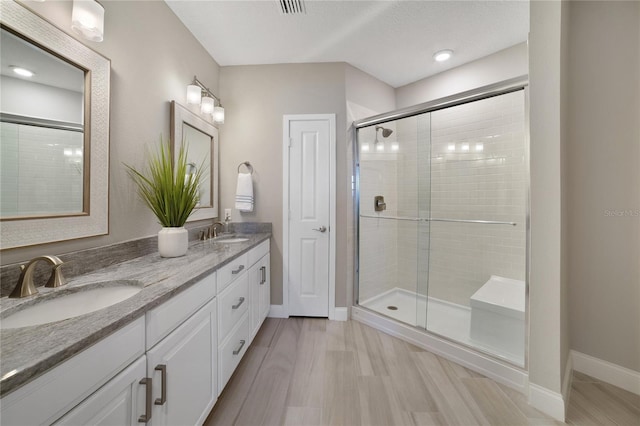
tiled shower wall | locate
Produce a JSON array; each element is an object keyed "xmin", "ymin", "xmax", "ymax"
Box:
[
  {"xmin": 427, "ymin": 90, "xmax": 526, "ymax": 306},
  {"xmin": 358, "ymin": 90, "xmax": 526, "ymax": 308},
  {"xmin": 1, "ymin": 122, "xmax": 84, "ymax": 217}
]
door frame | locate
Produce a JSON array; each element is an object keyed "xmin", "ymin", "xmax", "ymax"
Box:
[{"xmin": 281, "ymin": 114, "xmax": 337, "ymax": 320}]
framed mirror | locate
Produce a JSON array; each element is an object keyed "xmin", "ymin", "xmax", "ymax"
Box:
[
  {"xmin": 170, "ymin": 101, "xmax": 219, "ymax": 221},
  {"xmin": 0, "ymin": 0, "xmax": 110, "ymax": 250}
]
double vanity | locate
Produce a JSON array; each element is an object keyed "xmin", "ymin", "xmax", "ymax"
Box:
[{"xmin": 0, "ymin": 232, "xmax": 271, "ymax": 425}]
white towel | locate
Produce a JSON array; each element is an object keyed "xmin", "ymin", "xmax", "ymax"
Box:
[{"xmin": 235, "ymin": 172, "xmax": 254, "ymax": 212}]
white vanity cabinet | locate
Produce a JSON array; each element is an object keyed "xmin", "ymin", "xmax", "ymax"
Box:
[
  {"xmin": 54, "ymin": 356, "xmax": 147, "ymax": 425},
  {"xmin": 0, "ymin": 318, "xmax": 146, "ymax": 426},
  {"xmin": 146, "ymin": 298, "xmax": 217, "ymax": 425},
  {"xmin": 249, "ymin": 243, "xmax": 270, "ymax": 339},
  {"xmin": 0, "ymin": 238, "xmax": 271, "ymax": 426}
]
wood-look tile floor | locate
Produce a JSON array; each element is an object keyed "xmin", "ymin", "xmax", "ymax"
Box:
[{"xmin": 205, "ymin": 318, "xmax": 640, "ymax": 426}]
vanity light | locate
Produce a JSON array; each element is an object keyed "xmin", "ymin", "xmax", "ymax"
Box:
[
  {"xmin": 461, "ymin": 143, "xmax": 469, "ymax": 152},
  {"xmin": 187, "ymin": 76, "xmax": 225, "ymax": 124},
  {"xmin": 11, "ymin": 66, "xmax": 34, "ymax": 77},
  {"xmin": 201, "ymin": 96, "xmax": 214, "ymax": 114},
  {"xmin": 361, "ymin": 143, "xmax": 370, "ymax": 152},
  {"xmin": 447, "ymin": 143, "xmax": 456, "ymax": 152},
  {"xmin": 475, "ymin": 143, "xmax": 484, "ymax": 152},
  {"xmin": 213, "ymin": 106, "xmax": 225, "ymax": 124},
  {"xmin": 391, "ymin": 143, "xmax": 399, "ymax": 151},
  {"xmin": 186, "ymin": 84, "xmax": 201, "ymax": 105},
  {"xmin": 433, "ymin": 49, "xmax": 453, "ymax": 62},
  {"xmin": 71, "ymin": 0, "xmax": 105, "ymax": 43}
]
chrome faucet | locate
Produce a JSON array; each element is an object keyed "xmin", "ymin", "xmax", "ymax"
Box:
[
  {"xmin": 211, "ymin": 222, "xmax": 225, "ymax": 238},
  {"xmin": 199, "ymin": 222, "xmax": 226, "ymax": 240},
  {"xmin": 9, "ymin": 255, "xmax": 66, "ymax": 298}
]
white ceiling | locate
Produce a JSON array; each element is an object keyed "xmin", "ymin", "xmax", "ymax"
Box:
[{"xmin": 165, "ymin": 0, "xmax": 529, "ymax": 88}]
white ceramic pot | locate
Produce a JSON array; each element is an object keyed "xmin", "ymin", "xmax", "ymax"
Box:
[{"xmin": 158, "ymin": 227, "xmax": 188, "ymax": 258}]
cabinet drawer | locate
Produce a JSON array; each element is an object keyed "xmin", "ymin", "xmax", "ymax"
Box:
[
  {"xmin": 217, "ymin": 253, "xmax": 248, "ymax": 293},
  {"xmin": 146, "ymin": 271, "xmax": 216, "ymax": 349},
  {"xmin": 218, "ymin": 314, "xmax": 249, "ymax": 394},
  {"xmin": 218, "ymin": 273, "xmax": 249, "ymax": 341},
  {"xmin": 247, "ymin": 239, "xmax": 269, "ymax": 266}
]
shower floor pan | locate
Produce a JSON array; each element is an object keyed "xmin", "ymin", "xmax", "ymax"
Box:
[{"xmin": 360, "ymin": 287, "xmax": 524, "ymax": 367}]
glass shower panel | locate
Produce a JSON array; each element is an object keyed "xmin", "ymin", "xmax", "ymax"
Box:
[
  {"xmin": 357, "ymin": 116, "xmax": 422, "ymax": 326},
  {"xmin": 425, "ymin": 90, "xmax": 527, "ymax": 366}
]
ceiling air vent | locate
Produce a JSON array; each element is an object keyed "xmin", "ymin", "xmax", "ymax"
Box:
[{"xmin": 278, "ymin": 0, "xmax": 306, "ymax": 15}]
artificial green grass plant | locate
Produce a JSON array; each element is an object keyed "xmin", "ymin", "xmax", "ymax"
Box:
[{"xmin": 125, "ymin": 139, "xmax": 205, "ymax": 228}]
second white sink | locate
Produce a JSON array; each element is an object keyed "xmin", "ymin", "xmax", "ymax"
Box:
[{"xmin": 1, "ymin": 280, "xmax": 142, "ymax": 329}]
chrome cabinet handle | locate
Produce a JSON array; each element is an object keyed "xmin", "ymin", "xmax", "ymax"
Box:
[
  {"xmin": 154, "ymin": 364, "xmax": 167, "ymax": 406},
  {"xmin": 260, "ymin": 266, "xmax": 266, "ymax": 284},
  {"xmin": 232, "ymin": 265, "xmax": 245, "ymax": 274},
  {"xmin": 232, "ymin": 297, "xmax": 245, "ymax": 309},
  {"xmin": 312, "ymin": 226, "xmax": 327, "ymax": 233},
  {"xmin": 138, "ymin": 377, "xmax": 152, "ymax": 423},
  {"xmin": 233, "ymin": 339, "xmax": 246, "ymax": 355}
]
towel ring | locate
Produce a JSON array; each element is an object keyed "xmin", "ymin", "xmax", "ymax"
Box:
[{"xmin": 237, "ymin": 161, "xmax": 254, "ymax": 174}]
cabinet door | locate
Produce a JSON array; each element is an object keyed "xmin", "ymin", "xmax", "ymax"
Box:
[
  {"xmin": 259, "ymin": 253, "xmax": 271, "ymax": 321},
  {"xmin": 147, "ymin": 298, "xmax": 217, "ymax": 426},
  {"xmin": 54, "ymin": 356, "xmax": 147, "ymax": 426},
  {"xmin": 249, "ymin": 261, "xmax": 262, "ymax": 339}
]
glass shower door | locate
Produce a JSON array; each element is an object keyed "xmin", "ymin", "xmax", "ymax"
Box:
[{"xmin": 424, "ymin": 90, "xmax": 527, "ymax": 366}]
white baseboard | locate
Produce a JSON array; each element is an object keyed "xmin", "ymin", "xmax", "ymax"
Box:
[
  {"xmin": 268, "ymin": 304, "xmax": 288, "ymax": 318},
  {"xmin": 528, "ymin": 383, "xmax": 566, "ymax": 422},
  {"xmin": 572, "ymin": 350, "xmax": 640, "ymax": 396},
  {"xmin": 330, "ymin": 307, "xmax": 348, "ymax": 321}
]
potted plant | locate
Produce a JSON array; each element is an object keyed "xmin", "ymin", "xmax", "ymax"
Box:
[{"xmin": 125, "ymin": 139, "xmax": 204, "ymax": 258}]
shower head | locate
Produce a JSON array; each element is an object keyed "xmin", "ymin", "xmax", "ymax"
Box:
[{"xmin": 375, "ymin": 126, "xmax": 393, "ymax": 138}]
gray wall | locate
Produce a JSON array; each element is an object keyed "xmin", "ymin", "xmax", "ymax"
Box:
[
  {"xmin": 2, "ymin": 0, "xmax": 221, "ymax": 266},
  {"xmin": 218, "ymin": 63, "xmax": 347, "ymax": 306},
  {"xmin": 567, "ymin": 1, "xmax": 640, "ymax": 372},
  {"xmin": 528, "ymin": 0, "xmax": 568, "ymax": 395}
]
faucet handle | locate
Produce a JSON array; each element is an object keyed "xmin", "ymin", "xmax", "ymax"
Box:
[{"xmin": 45, "ymin": 263, "xmax": 66, "ymax": 288}]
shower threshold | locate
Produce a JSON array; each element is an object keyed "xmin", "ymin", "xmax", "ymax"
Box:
[{"xmin": 360, "ymin": 287, "xmax": 524, "ymax": 367}]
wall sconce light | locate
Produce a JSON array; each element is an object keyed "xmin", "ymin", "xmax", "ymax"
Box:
[
  {"xmin": 71, "ymin": 0, "xmax": 105, "ymax": 42},
  {"xmin": 186, "ymin": 76, "xmax": 225, "ymax": 124}
]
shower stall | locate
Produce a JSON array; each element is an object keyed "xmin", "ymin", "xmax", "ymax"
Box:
[{"xmin": 354, "ymin": 79, "xmax": 529, "ymax": 369}]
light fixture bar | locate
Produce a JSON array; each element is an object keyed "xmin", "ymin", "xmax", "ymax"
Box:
[{"xmin": 191, "ymin": 76, "xmax": 222, "ymax": 107}]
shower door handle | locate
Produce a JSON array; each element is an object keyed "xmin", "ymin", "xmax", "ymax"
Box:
[{"xmin": 313, "ymin": 226, "xmax": 327, "ymax": 233}]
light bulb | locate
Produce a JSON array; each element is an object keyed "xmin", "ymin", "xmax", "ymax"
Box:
[
  {"xmin": 71, "ymin": 0, "xmax": 104, "ymax": 42},
  {"xmin": 433, "ymin": 49, "xmax": 453, "ymax": 62},
  {"xmin": 213, "ymin": 106, "xmax": 225, "ymax": 124},
  {"xmin": 186, "ymin": 85, "xmax": 201, "ymax": 105},
  {"xmin": 201, "ymin": 96, "xmax": 214, "ymax": 114}
]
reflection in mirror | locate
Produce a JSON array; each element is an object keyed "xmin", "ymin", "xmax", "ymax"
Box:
[
  {"xmin": 0, "ymin": 0, "xmax": 110, "ymax": 250},
  {"xmin": 0, "ymin": 27, "xmax": 87, "ymax": 218},
  {"xmin": 171, "ymin": 101, "xmax": 219, "ymax": 222},
  {"xmin": 182, "ymin": 123, "xmax": 212, "ymax": 208}
]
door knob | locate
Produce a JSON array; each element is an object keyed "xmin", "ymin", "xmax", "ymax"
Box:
[{"xmin": 313, "ymin": 226, "xmax": 327, "ymax": 233}]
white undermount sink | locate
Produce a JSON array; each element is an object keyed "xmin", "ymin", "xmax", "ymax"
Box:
[
  {"xmin": 215, "ymin": 237, "xmax": 249, "ymax": 243},
  {"xmin": 1, "ymin": 280, "xmax": 142, "ymax": 329}
]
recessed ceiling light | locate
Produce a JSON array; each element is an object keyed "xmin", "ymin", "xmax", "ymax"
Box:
[
  {"xmin": 11, "ymin": 66, "xmax": 34, "ymax": 77},
  {"xmin": 433, "ymin": 49, "xmax": 453, "ymax": 62}
]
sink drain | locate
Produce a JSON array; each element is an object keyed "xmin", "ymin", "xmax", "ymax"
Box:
[{"xmin": 387, "ymin": 305, "xmax": 398, "ymax": 311}]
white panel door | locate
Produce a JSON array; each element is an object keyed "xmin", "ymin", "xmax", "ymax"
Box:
[{"xmin": 288, "ymin": 119, "xmax": 330, "ymax": 317}]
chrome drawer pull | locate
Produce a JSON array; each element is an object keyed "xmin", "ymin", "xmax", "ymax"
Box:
[
  {"xmin": 232, "ymin": 297, "xmax": 245, "ymax": 309},
  {"xmin": 154, "ymin": 364, "xmax": 167, "ymax": 406},
  {"xmin": 260, "ymin": 266, "xmax": 266, "ymax": 284},
  {"xmin": 232, "ymin": 265, "xmax": 245, "ymax": 274},
  {"xmin": 233, "ymin": 339, "xmax": 246, "ymax": 355},
  {"xmin": 138, "ymin": 377, "xmax": 152, "ymax": 423}
]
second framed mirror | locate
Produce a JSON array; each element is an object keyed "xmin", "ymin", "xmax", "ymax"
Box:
[{"xmin": 170, "ymin": 101, "xmax": 219, "ymax": 221}]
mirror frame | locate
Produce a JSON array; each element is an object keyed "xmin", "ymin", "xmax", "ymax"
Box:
[
  {"xmin": 0, "ymin": 0, "xmax": 110, "ymax": 250},
  {"xmin": 170, "ymin": 101, "xmax": 219, "ymax": 222}
]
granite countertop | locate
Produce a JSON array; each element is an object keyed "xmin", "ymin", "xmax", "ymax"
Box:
[{"xmin": 0, "ymin": 233, "xmax": 270, "ymax": 397}]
